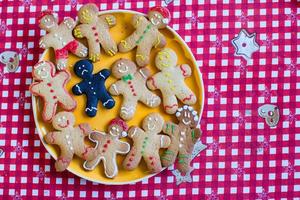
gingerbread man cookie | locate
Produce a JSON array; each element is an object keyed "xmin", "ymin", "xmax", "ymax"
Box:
[
  {"xmin": 83, "ymin": 118, "xmax": 130, "ymax": 178},
  {"xmin": 72, "ymin": 59, "xmax": 115, "ymax": 117},
  {"xmin": 44, "ymin": 112, "xmax": 95, "ymax": 172},
  {"xmin": 123, "ymin": 113, "xmax": 171, "ymax": 173},
  {"xmin": 118, "ymin": 6, "xmax": 170, "ymax": 67},
  {"xmin": 29, "ymin": 61, "xmax": 76, "ymax": 122},
  {"xmin": 38, "ymin": 10, "xmax": 88, "ymax": 70},
  {"xmin": 109, "ymin": 59, "xmax": 161, "ymax": 120},
  {"xmin": 147, "ymin": 48, "xmax": 197, "ymax": 114},
  {"xmin": 73, "ymin": 3, "xmax": 118, "ymax": 62},
  {"xmin": 161, "ymin": 105, "xmax": 201, "ymax": 174}
]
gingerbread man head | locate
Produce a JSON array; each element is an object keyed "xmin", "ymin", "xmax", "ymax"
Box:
[
  {"xmin": 111, "ymin": 59, "xmax": 137, "ymax": 79},
  {"xmin": 142, "ymin": 113, "xmax": 164, "ymax": 133},
  {"xmin": 155, "ymin": 48, "xmax": 178, "ymax": 70},
  {"xmin": 176, "ymin": 105, "xmax": 199, "ymax": 129},
  {"xmin": 74, "ymin": 59, "xmax": 93, "ymax": 79},
  {"xmin": 108, "ymin": 118, "xmax": 128, "ymax": 138},
  {"xmin": 38, "ymin": 10, "xmax": 58, "ymax": 32},
  {"xmin": 78, "ymin": 3, "xmax": 98, "ymax": 24},
  {"xmin": 148, "ymin": 6, "xmax": 171, "ymax": 29},
  {"xmin": 32, "ymin": 61, "xmax": 56, "ymax": 81},
  {"xmin": 52, "ymin": 111, "xmax": 75, "ymax": 131}
]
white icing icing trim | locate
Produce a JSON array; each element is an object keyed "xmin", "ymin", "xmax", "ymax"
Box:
[
  {"xmin": 160, "ymin": 136, "xmax": 164, "ymax": 147},
  {"xmin": 121, "ymin": 131, "xmax": 127, "ymax": 138},
  {"xmin": 139, "ymin": 69, "xmax": 147, "ymax": 79},
  {"xmin": 162, "ymin": 18, "xmax": 169, "ymax": 24},
  {"xmin": 112, "ymin": 84, "xmax": 119, "ymax": 95},
  {"xmin": 75, "ymin": 85, "xmax": 82, "ymax": 94},
  {"xmin": 85, "ymin": 107, "xmax": 97, "ymax": 112},
  {"xmin": 121, "ymin": 106, "xmax": 134, "ymax": 115},
  {"xmin": 103, "ymin": 99, "xmax": 114, "ymax": 107},
  {"xmin": 99, "ymin": 72, "xmax": 105, "ymax": 79},
  {"xmin": 176, "ymin": 112, "xmax": 181, "ymax": 117}
]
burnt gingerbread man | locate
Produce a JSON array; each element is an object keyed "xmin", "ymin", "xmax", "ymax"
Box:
[
  {"xmin": 161, "ymin": 105, "xmax": 202, "ymax": 174},
  {"xmin": 118, "ymin": 6, "xmax": 170, "ymax": 67},
  {"xmin": 38, "ymin": 10, "xmax": 88, "ymax": 70},
  {"xmin": 123, "ymin": 113, "xmax": 171, "ymax": 173},
  {"xmin": 109, "ymin": 59, "xmax": 161, "ymax": 121},
  {"xmin": 29, "ymin": 61, "xmax": 77, "ymax": 122},
  {"xmin": 44, "ymin": 111, "xmax": 95, "ymax": 172},
  {"xmin": 74, "ymin": 3, "xmax": 118, "ymax": 62},
  {"xmin": 83, "ymin": 118, "xmax": 130, "ymax": 178}
]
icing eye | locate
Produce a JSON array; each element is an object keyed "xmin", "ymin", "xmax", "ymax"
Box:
[
  {"xmin": 154, "ymin": 118, "xmax": 158, "ymax": 122},
  {"xmin": 268, "ymin": 111, "xmax": 274, "ymax": 116},
  {"xmin": 82, "ymin": 65, "xmax": 85, "ymax": 68},
  {"xmin": 58, "ymin": 117, "xmax": 62, "ymax": 122},
  {"xmin": 187, "ymin": 112, "xmax": 190, "ymax": 117},
  {"xmin": 158, "ymin": 15, "xmax": 162, "ymax": 19},
  {"xmin": 79, "ymin": 67, "xmax": 81, "ymax": 70},
  {"xmin": 148, "ymin": 117, "xmax": 152, "ymax": 121},
  {"xmin": 112, "ymin": 127, "xmax": 116, "ymax": 130},
  {"xmin": 154, "ymin": 13, "xmax": 158, "ymax": 17},
  {"xmin": 62, "ymin": 116, "xmax": 66, "ymax": 120},
  {"xmin": 116, "ymin": 128, "xmax": 119, "ymax": 132}
]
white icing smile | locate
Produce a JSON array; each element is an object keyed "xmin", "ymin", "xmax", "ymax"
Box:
[
  {"xmin": 182, "ymin": 119, "xmax": 191, "ymax": 125},
  {"xmin": 117, "ymin": 63, "xmax": 128, "ymax": 73},
  {"xmin": 150, "ymin": 17, "xmax": 160, "ymax": 25}
]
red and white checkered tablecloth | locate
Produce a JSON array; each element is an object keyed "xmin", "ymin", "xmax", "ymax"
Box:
[{"xmin": 0, "ymin": 0, "xmax": 299, "ymax": 199}]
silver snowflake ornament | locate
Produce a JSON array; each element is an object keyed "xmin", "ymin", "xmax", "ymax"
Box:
[{"xmin": 232, "ymin": 29, "xmax": 259, "ymax": 63}]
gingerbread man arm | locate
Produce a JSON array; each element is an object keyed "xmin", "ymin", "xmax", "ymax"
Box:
[
  {"xmin": 29, "ymin": 82, "xmax": 42, "ymax": 95},
  {"xmin": 116, "ymin": 140, "xmax": 130, "ymax": 154},
  {"xmin": 162, "ymin": 121, "xmax": 179, "ymax": 136},
  {"xmin": 55, "ymin": 70, "xmax": 71, "ymax": 83},
  {"xmin": 89, "ymin": 131, "xmax": 106, "ymax": 142},
  {"xmin": 39, "ymin": 36, "xmax": 51, "ymax": 49},
  {"xmin": 178, "ymin": 64, "xmax": 192, "ymax": 78},
  {"xmin": 78, "ymin": 123, "xmax": 93, "ymax": 136},
  {"xmin": 147, "ymin": 75, "xmax": 160, "ymax": 90},
  {"xmin": 72, "ymin": 82, "xmax": 87, "ymax": 95},
  {"xmin": 108, "ymin": 81, "xmax": 124, "ymax": 96},
  {"xmin": 73, "ymin": 24, "xmax": 91, "ymax": 39},
  {"xmin": 99, "ymin": 14, "xmax": 117, "ymax": 28},
  {"xmin": 137, "ymin": 67, "xmax": 150, "ymax": 80},
  {"xmin": 62, "ymin": 17, "xmax": 76, "ymax": 30},
  {"xmin": 128, "ymin": 126, "xmax": 143, "ymax": 140},
  {"xmin": 131, "ymin": 14, "xmax": 147, "ymax": 28},
  {"xmin": 44, "ymin": 131, "xmax": 59, "ymax": 144},
  {"xmin": 158, "ymin": 135, "xmax": 171, "ymax": 148},
  {"xmin": 190, "ymin": 128, "xmax": 201, "ymax": 144},
  {"xmin": 97, "ymin": 69, "xmax": 110, "ymax": 80},
  {"xmin": 153, "ymin": 33, "xmax": 167, "ymax": 49}
]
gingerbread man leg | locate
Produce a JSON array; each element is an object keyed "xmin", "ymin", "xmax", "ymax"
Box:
[
  {"xmin": 101, "ymin": 34, "xmax": 118, "ymax": 56},
  {"xmin": 176, "ymin": 88, "xmax": 197, "ymax": 105},
  {"xmin": 103, "ymin": 154, "xmax": 118, "ymax": 178},
  {"xmin": 162, "ymin": 93, "xmax": 178, "ymax": 114},
  {"xmin": 143, "ymin": 152, "xmax": 162, "ymax": 173},
  {"xmin": 161, "ymin": 143, "xmax": 179, "ymax": 168},
  {"xmin": 55, "ymin": 149, "xmax": 73, "ymax": 172},
  {"xmin": 58, "ymin": 93, "xmax": 76, "ymax": 110},
  {"xmin": 43, "ymin": 101, "xmax": 57, "ymax": 121},
  {"xmin": 136, "ymin": 45, "xmax": 151, "ymax": 67},
  {"xmin": 177, "ymin": 148, "xmax": 193, "ymax": 174},
  {"xmin": 87, "ymin": 39, "xmax": 101, "ymax": 62},
  {"xmin": 84, "ymin": 155, "xmax": 101, "ymax": 170},
  {"xmin": 120, "ymin": 99, "xmax": 137, "ymax": 120},
  {"xmin": 123, "ymin": 146, "xmax": 142, "ymax": 170},
  {"xmin": 71, "ymin": 42, "xmax": 88, "ymax": 58},
  {"xmin": 140, "ymin": 91, "xmax": 161, "ymax": 108},
  {"xmin": 100, "ymin": 91, "xmax": 115, "ymax": 109},
  {"xmin": 85, "ymin": 96, "xmax": 98, "ymax": 117}
]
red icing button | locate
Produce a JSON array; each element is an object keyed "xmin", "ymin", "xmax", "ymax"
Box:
[
  {"xmin": 50, "ymin": 89, "xmax": 54, "ymax": 93},
  {"xmin": 133, "ymin": 93, "xmax": 137, "ymax": 96},
  {"xmin": 129, "ymin": 158, "xmax": 133, "ymax": 161},
  {"xmin": 94, "ymin": 33, "xmax": 98, "ymax": 36},
  {"xmin": 151, "ymin": 162, "xmax": 154, "ymax": 165},
  {"xmin": 96, "ymin": 39, "xmax": 99, "ymax": 43},
  {"xmin": 47, "ymin": 83, "xmax": 52, "ymax": 86},
  {"xmin": 127, "ymin": 163, "xmax": 130, "ymax": 167},
  {"xmin": 104, "ymin": 144, "xmax": 108, "ymax": 148},
  {"xmin": 130, "ymin": 85, "xmax": 133, "ymax": 88},
  {"xmin": 131, "ymin": 153, "xmax": 135, "ymax": 156},
  {"xmin": 92, "ymin": 26, "xmax": 96, "ymax": 30},
  {"xmin": 128, "ymin": 81, "xmax": 131, "ymax": 84},
  {"xmin": 149, "ymin": 157, "xmax": 153, "ymax": 160},
  {"xmin": 107, "ymin": 140, "xmax": 111, "ymax": 144},
  {"xmin": 102, "ymin": 150, "xmax": 106, "ymax": 153},
  {"xmin": 53, "ymin": 96, "xmax": 57, "ymax": 99}
]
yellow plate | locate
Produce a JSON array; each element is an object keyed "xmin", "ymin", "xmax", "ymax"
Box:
[{"xmin": 32, "ymin": 10, "xmax": 205, "ymax": 185}]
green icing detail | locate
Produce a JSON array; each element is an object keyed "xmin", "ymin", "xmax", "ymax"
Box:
[
  {"xmin": 171, "ymin": 124, "xmax": 175, "ymax": 135},
  {"xmin": 161, "ymin": 156, "xmax": 171, "ymax": 161},
  {"xmin": 178, "ymin": 154, "xmax": 189, "ymax": 158},
  {"xmin": 164, "ymin": 150, "xmax": 174, "ymax": 155},
  {"xmin": 136, "ymin": 24, "xmax": 152, "ymax": 45},
  {"xmin": 122, "ymin": 74, "xmax": 133, "ymax": 82},
  {"xmin": 191, "ymin": 130, "xmax": 195, "ymax": 139}
]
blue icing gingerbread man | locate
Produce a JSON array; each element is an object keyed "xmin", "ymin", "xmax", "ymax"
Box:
[{"xmin": 72, "ymin": 59, "xmax": 115, "ymax": 117}]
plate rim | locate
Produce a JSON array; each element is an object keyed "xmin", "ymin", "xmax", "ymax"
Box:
[{"xmin": 32, "ymin": 9, "xmax": 205, "ymax": 185}]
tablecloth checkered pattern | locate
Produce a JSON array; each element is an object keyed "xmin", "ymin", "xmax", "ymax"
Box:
[{"xmin": 0, "ymin": 0, "xmax": 299, "ymax": 199}]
